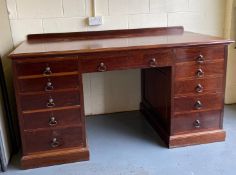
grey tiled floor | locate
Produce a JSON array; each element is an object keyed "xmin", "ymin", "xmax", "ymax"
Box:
[{"xmin": 3, "ymin": 105, "xmax": 236, "ymax": 175}]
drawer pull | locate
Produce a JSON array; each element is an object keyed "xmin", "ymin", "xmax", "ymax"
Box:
[
  {"xmin": 193, "ymin": 120, "xmax": 201, "ymax": 128},
  {"xmin": 51, "ymin": 138, "xmax": 60, "ymax": 148},
  {"xmin": 196, "ymin": 55, "xmax": 205, "ymax": 64},
  {"xmin": 45, "ymin": 81, "xmax": 54, "ymax": 91},
  {"xmin": 196, "ymin": 69, "xmax": 204, "ymax": 78},
  {"xmin": 44, "ymin": 66, "xmax": 52, "ymax": 75},
  {"xmin": 149, "ymin": 58, "xmax": 157, "ymax": 67},
  {"xmin": 49, "ymin": 116, "xmax": 57, "ymax": 126},
  {"xmin": 47, "ymin": 98, "xmax": 55, "ymax": 108},
  {"xmin": 98, "ymin": 62, "xmax": 107, "ymax": 72},
  {"xmin": 194, "ymin": 100, "xmax": 203, "ymax": 110},
  {"xmin": 195, "ymin": 84, "xmax": 203, "ymax": 93}
]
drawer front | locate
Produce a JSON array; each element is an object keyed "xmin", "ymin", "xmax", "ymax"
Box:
[
  {"xmin": 23, "ymin": 107, "xmax": 81, "ymax": 130},
  {"xmin": 24, "ymin": 126, "xmax": 83, "ymax": 154},
  {"xmin": 16, "ymin": 57, "xmax": 78, "ymax": 76},
  {"xmin": 80, "ymin": 50, "xmax": 173, "ymax": 73},
  {"xmin": 174, "ymin": 77, "xmax": 224, "ymax": 96},
  {"xmin": 172, "ymin": 110, "xmax": 221, "ymax": 135},
  {"xmin": 20, "ymin": 90, "xmax": 80, "ymax": 111},
  {"xmin": 18, "ymin": 75, "xmax": 79, "ymax": 93},
  {"xmin": 175, "ymin": 59, "xmax": 224, "ymax": 79},
  {"xmin": 175, "ymin": 45, "xmax": 225, "ymax": 63},
  {"xmin": 129, "ymin": 49, "xmax": 173, "ymax": 68},
  {"xmin": 80, "ymin": 53, "xmax": 130, "ymax": 73},
  {"xmin": 174, "ymin": 93, "xmax": 223, "ymax": 114}
]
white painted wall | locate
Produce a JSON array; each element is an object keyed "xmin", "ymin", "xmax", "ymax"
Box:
[
  {"xmin": 225, "ymin": 0, "xmax": 236, "ymax": 104},
  {"xmin": 6, "ymin": 0, "xmax": 227, "ymax": 115},
  {"xmin": 0, "ymin": 0, "xmax": 14, "ymax": 166}
]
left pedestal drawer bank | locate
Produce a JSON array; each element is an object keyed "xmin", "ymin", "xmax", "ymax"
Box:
[{"xmin": 12, "ymin": 56, "xmax": 89, "ymax": 169}]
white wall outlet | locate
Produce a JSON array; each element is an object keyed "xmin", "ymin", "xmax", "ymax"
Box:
[{"xmin": 88, "ymin": 16, "xmax": 103, "ymax": 26}]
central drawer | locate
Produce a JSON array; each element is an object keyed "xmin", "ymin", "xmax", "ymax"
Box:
[
  {"xmin": 20, "ymin": 90, "xmax": 80, "ymax": 111},
  {"xmin": 80, "ymin": 49, "xmax": 173, "ymax": 73},
  {"xmin": 129, "ymin": 49, "xmax": 173, "ymax": 68},
  {"xmin": 24, "ymin": 126, "xmax": 83, "ymax": 154},
  {"xmin": 80, "ymin": 52, "xmax": 130, "ymax": 73}
]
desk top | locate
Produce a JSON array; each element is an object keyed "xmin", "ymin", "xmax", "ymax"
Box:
[{"xmin": 9, "ymin": 26, "xmax": 233, "ymax": 59}]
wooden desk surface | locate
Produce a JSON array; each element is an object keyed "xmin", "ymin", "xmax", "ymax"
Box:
[{"xmin": 9, "ymin": 26, "xmax": 232, "ymax": 58}]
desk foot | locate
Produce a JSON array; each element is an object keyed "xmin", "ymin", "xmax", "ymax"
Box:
[
  {"xmin": 169, "ymin": 130, "xmax": 226, "ymax": 148},
  {"xmin": 21, "ymin": 146, "xmax": 89, "ymax": 169}
]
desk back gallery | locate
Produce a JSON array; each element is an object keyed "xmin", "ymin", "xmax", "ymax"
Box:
[{"xmin": 8, "ymin": 26, "xmax": 233, "ymax": 169}]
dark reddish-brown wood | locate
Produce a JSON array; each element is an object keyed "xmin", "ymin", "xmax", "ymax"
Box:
[
  {"xmin": 23, "ymin": 107, "xmax": 81, "ymax": 130},
  {"xmin": 24, "ymin": 126, "xmax": 83, "ymax": 154},
  {"xmin": 16, "ymin": 57, "xmax": 78, "ymax": 76},
  {"xmin": 174, "ymin": 76, "xmax": 224, "ymax": 96},
  {"xmin": 175, "ymin": 59, "xmax": 224, "ymax": 79},
  {"xmin": 141, "ymin": 67, "xmax": 172, "ymax": 134},
  {"xmin": 9, "ymin": 27, "xmax": 232, "ymax": 59},
  {"xmin": 21, "ymin": 147, "xmax": 89, "ymax": 169},
  {"xmin": 80, "ymin": 51, "xmax": 131, "ymax": 73},
  {"xmin": 27, "ymin": 26, "xmax": 184, "ymax": 41},
  {"xmin": 172, "ymin": 110, "xmax": 221, "ymax": 135},
  {"xmin": 80, "ymin": 49, "xmax": 173, "ymax": 73},
  {"xmin": 20, "ymin": 90, "xmax": 80, "ymax": 111},
  {"xmin": 169, "ymin": 130, "xmax": 225, "ymax": 148},
  {"xmin": 8, "ymin": 27, "xmax": 233, "ymax": 169},
  {"xmin": 174, "ymin": 93, "xmax": 223, "ymax": 114},
  {"xmin": 175, "ymin": 45, "xmax": 225, "ymax": 62},
  {"xmin": 142, "ymin": 49, "xmax": 173, "ymax": 67},
  {"xmin": 18, "ymin": 75, "xmax": 79, "ymax": 93},
  {"xmin": 11, "ymin": 53, "xmax": 87, "ymax": 168}
]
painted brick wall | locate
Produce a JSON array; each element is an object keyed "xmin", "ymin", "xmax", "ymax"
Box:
[
  {"xmin": 6, "ymin": 0, "xmax": 226, "ymax": 115},
  {"xmin": 225, "ymin": 1, "xmax": 236, "ymax": 104}
]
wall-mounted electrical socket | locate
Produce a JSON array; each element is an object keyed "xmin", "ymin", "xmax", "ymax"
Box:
[{"xmin": 88, "ymin": 16, "xmax": 103, "ymax": 26}]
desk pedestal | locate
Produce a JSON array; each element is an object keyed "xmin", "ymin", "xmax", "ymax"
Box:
[{"xmin": 141, "ymin": 63, "xmax": 226, "ymax": 148}]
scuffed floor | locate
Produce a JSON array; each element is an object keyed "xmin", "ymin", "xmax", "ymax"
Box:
[{"xmin": 3, "ymin": 105, "xmax": 236, "ymax": 175}]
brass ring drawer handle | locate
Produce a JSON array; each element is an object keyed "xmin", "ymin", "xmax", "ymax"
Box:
[
  {"xmin": 44, "ymin": 66, "xmax": 52, "ymax": 75},
  {"xmin": 193, "ymin": 120, "xmax": 201, "ymax": 128},
  {"xmin": 149, "ymin": 58, "xmax": 157, "ymax": 67},
  {"xmin": 196, "ymin": 55, "xmax": 205, "ymax": 64},
  {"xmin": 194, "ymin": 100, "xmax": 203, "ymax": 110},
  {"xmin": 195, "ymin": 84, "xmax": 203, "ymax": 93},
  {"xmin": 51, "ymin": 138, "xmax": 60, "ymax": 148},
  {"xmin": 98, "ymin": 62, "xmax": 107, "ymax": 72},
  {"xmin": 45, "ymin": 81, "xmax": 54, "ymax": 91},
  {"xmin": 47, "ymin": 98, "xmax": 55, "ymax": 108},
  {"xmin": 196, "ymin": 69, "xmax": 204, "ymax": 78},
  {"xmin": 49, "ymin": 116, "xmax": 57, "ymax": 126}
]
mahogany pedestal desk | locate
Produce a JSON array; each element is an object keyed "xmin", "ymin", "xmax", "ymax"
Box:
[{"xmin": 9, "ymin": 26, "xmax": 233, "ymax": 169}]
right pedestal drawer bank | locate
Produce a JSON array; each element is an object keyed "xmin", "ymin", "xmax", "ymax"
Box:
[{"xmin": 170, "ymin": 45, "xmax": 226, "ymax": 147}]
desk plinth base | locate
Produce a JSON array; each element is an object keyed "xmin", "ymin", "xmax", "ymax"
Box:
[
  {"xmin": 140, "ymin": 102, "xmax": 226, "ymax": 148},
  {"xmin": 169, "ymin": 130, "xmax": 226, "ymax": 148},
  {"xmin": 21, "ymin": 147, "xmax": 89, "ymax": 169}
]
